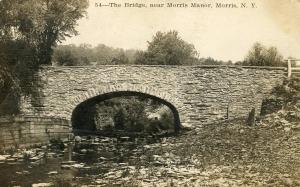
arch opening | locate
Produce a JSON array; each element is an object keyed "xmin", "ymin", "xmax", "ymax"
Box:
[{"xmin": 71, "ymin": 91, "xmax": 181, "ymax": 136}]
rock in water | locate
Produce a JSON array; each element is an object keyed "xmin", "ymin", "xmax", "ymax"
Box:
[
  {"xmin": 75, "ymin": 136, "xmax": 82, "ymax": 142},
  {"xmin": 32, "ymin": 183, "xmax": 53, "ymax": 187},
  {"xmin": 47, "ymin": 171, "xmax": 58, "ymax": 175},
  {"xmin": 0, "ymin": 155, "xmax": 7, "ymax": 161}
]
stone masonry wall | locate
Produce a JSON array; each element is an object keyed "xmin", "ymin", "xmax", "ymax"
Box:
[
  {"xmin": 0, "ymin": 116, "xmax": 70, "ymax": 150},
  {"xmin": 19, "ymin": 65, "xmax": 286, "ymax": 128}
]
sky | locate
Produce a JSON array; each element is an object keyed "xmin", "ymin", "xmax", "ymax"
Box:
[{"xmin": 63, "ymin": 0, "xmax": 300, "ymax": 62}]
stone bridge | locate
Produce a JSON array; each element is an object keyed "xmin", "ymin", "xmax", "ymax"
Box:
[
  {"xmin": 0, "ymin": 65, "xmax": 287, "ymax": 149},
  {"xmin": 20, "ymin": 65, "xmax": 286, "ymax": 128}
]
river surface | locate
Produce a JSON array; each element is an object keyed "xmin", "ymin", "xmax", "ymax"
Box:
[{"xmin": 0, "ymin": 135, "xmax": 165, "ymax": 187}]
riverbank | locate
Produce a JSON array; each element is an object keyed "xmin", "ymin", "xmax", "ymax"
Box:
[{"xmin": 0, "ymin": 114, "xmax": 299, "ymax": 186}]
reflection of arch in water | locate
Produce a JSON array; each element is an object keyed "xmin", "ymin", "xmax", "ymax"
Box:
[{"xmin": 71, "ymin": 91, "xmax": 181, "ymax": 133}]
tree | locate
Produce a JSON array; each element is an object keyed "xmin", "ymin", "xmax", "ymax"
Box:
[
  {"xmin": 0, "ymin": 65, "xmax": 14, "ymax": 104},
  {"xmin": 198, "ymin": 57, "xmax": 225, "ymax": 65},
  {"xmin": 135, "ymin": 31, "xmax": 198, "ymax": 65},
  {"xmin": 1, "ymin": 0, "xmax": 88, "ymax": 65},
  {"xmin": 0, "ymin": 0, "xmax": 88, "ymax": 114},
  {"xmin": 111, "ymin": 50, "xmax": 129, "ymax": 64},
  {"xmin": 53, "ymin": 47, "xmax": 80, "ymax": 66},
  {"xmin": 0, "ymin": 0, "xmax": 89, "ymax": 70},
  {"xmin": 53, "ymin": 44, "xmax": 91, "ymax": 66},
  {"xmin": 21, "ymin": 0, "xmax": 88, "ymax": 65},
  {"xmin": 243, "ymin": 42, "xmax": 284, "ymax": 67}
]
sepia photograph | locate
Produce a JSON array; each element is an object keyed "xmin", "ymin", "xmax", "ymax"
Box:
[{"xmin": 0, "ymin": 0, "xmax": 300, "ymax": 186}]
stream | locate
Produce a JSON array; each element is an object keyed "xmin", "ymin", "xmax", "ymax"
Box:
[{"xmin": 0, "ymin": 135, "xmax": 165, "ymax": 187}]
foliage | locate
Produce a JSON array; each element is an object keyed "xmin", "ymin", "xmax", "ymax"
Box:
[
  {"xmin": 242, "ymin": 42, "xmax": 285, "ymax": 67},
  {"xmin": 197, "ymin": 57, "xmax": 233, "ymax": 65},
  {"xmin": 0, "ymin": 64, "xmax": 14, "ymax": 103},
  {"xmin": 79, "ymin": 96, "xmax": 175, "ymax": 134},
  {"xmin": 261, "ymin": 77, "xmax": 300, "ymax": 115},
  {"xmin": 53, "ymin": 44, "xmax": 134, "ymax": 66},
  {"xmin": 159, "ymin": 112, "xmax": 175, "ymax": 130},
  {"xmin": 113, "ymin": 97, "xmax": 151, "ymax": 132},
  {"xmin": 53, "ymin": 43, "xmax": 238, "ymax": 66},
  {"xmin": 0, "ymin": 0, "xmax": 88, "ymax": 65},
  {"xmin": 53, "ymin": 45, "xmax": 87, "ymax": 66},
  {"xmin": 53, "ymin": 31, "xmax": 241, "ymax": 66},
  {"xmin": 114, "ymin": 108, "xmax": 126, "ymax": 130},
  {"xmin": 0, "ymin": 0, "xmax": 88, "ymax": 113},
  {"xmin": 272, "ymin": 77, "xmax": 300, "ymax": 104},
  {"xmin": 135, "ymin": 31, "xmax": 198, "ymax": 65}
]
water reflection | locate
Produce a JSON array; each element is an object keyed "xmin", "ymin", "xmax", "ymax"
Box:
[{"xmin": 0, "ymin": 135, "xmax": 163, "ymax": 186}]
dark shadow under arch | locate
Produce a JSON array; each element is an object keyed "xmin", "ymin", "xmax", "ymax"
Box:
[{"xmin": 71, "ymin": 91, "xmax": 182, "ymax": 134}]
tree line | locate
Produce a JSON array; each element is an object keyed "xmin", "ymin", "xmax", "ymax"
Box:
[
  {"xmin": 53, "ymin": 31, "xmax": 235, "ymax": 66},
  {"xmin": 53, "ymin": 31, "xmax": 287, "ymax": 67}
]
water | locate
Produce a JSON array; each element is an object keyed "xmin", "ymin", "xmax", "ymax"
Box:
[{"xmin": 0, "ymin": 135, "xmax": 163, "ymax": 186}]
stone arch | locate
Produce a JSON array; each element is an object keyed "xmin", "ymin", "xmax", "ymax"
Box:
[
  {"xmin": 67, "ymin": 84, "xmax": 182, "ymax": 131},
  {"xmin": 72, "ymin": 84, "xmax": 178, "ymax": 107}
]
